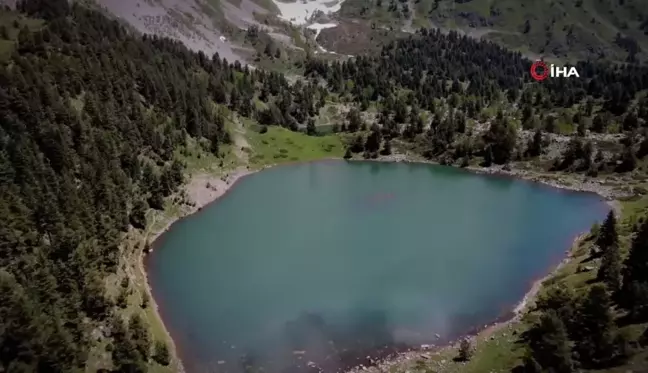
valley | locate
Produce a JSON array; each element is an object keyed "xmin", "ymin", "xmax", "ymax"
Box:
[{"xmin": 2, "ymin": 1, "xmax": 648, "ymax": 373}]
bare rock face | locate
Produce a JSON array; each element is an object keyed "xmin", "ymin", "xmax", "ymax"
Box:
[{"xmin": 94, "ymin": 0, "xmax": 267, "ymax": 63}]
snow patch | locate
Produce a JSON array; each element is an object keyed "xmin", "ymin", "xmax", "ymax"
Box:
[
  {"xmin": 271, "ymin": 0, "xmax": 346, "ymax": 25},
  {"xmin": 306, "ymin": 22, "xmax": 338, "ymax": 39}
]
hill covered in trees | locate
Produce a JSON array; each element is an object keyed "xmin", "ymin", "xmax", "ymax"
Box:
[
  {"xmin": 305, "ymin": 29, "xmax": 648, "ymax": 186},
  {"xmin": 2, "ymin": 0, "xmax": 648, "ymax": 372},
  {"xmin": 335, "ymin": 0, "xmax": 648, "ymax": 63},
  {"xmin": 0, "ymin": 0, "xmax": 327, "ymax": 371}
]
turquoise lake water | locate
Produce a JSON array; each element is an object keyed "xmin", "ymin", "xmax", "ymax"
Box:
[{"xmin": 147, "ymin": 161, "xmax": 609, "ymax": 373}]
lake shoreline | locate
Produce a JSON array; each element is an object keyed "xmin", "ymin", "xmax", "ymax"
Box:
[
  {"xmin": 363, "ymin": 152, "xmax": 628, "ymax": 206},
  {"xmin": 137, "ymin": 167, "xmax": 255, "ymax": 373},
  {"xmin": 139, "ymin": 156, "xmax": 619, "ymax": 373},
  {"xmin": 346, "ymin": 232, "xmax": 591, "ymax": 373}
]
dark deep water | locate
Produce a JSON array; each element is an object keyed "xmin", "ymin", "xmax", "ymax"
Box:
[{"xmin": 147, "ymin": 161, "xmax": 609, "ymax": 373}]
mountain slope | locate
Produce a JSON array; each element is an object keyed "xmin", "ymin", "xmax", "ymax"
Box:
[
  {"xmin": 91, "ymin": 0, "xmax": 271, "ymax": 62},
  {"xmin": 90, "ymin": 0, "xmax": 348, "ymax": 69},
  {"xmin": 4, "ymin": 1, "xmax": 648, "ymax": 373},
  {"xmin": 0, "ymin": 1, "xmax": 332, "ymax": 371},
  {"xmin": 334, "ymin": 0, "xmax": 648, "ymax": 62}
]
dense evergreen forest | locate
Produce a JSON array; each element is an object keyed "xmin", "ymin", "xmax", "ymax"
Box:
[
  {"xmin": 2, "ymin": 0, "xmax": 648, "ymax": 372},
  {"xmin": 306, "ymin": 29, "xmax": 648, "ymax": 111},
  {"xmin": 0, "ymin": 0, "xmax": 325, "ymax": 371},
  {"xmin": 306, "ymin": 30, "xmax": 648, "ymax": 172}
]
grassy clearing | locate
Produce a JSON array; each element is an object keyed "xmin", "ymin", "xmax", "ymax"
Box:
[
  {"xmin": 245, "ymin": 125, "xmax": 345, "ymax": 168},
  {"xmin": 175, "ymin": 135, "xmax": 240, "ymax": 176}
]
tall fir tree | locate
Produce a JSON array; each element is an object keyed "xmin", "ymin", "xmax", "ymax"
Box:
[
  {"xmin": 621, "ymin": 218, "xmax": 648, "ymax": 320},
  {"xmin": 598, "ymin": 244, "xmax": 622, "ymax": 294},
  {"xmin": 524, "ymin": 310, "xmax": 573, "ymax": 373},
  {"xmin": 597, "ymin": 211, "xmax": 619, "ymax": 254},
  {"xmin": 572, "ymin": 285, "xmax": 616, "ymax": 367}
]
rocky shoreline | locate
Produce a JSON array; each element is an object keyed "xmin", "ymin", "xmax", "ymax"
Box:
[
  {"xmin": 369, "ymin": 152, "xmax": 634, "ymax": 203},
  {"xmin": 345, "ymin": 233, "xmax": 590, "ymax": 373},
  {"xmin": 342, "ymin": 152, "xmax": 630, "ymax": 373}
]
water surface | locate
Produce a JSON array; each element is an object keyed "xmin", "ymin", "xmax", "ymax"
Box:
[{"xmin": 148, "ymin": 161, "xmax": 608, "ymax": 373}]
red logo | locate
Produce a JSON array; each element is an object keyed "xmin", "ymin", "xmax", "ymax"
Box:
[{"xmin": 530, "ymin": 60, "xmax": 549, "ymax": 81}]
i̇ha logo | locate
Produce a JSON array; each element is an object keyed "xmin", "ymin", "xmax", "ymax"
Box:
[{"xmin": 530, "ymin": 60, "xmax": 580, "ymax": 81}]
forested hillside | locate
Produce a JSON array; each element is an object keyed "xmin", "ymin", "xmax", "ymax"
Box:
[
  {"xmin": 337, "ymin": 0, "xmax": 648, "ymax": 63},
  {"xmin": 0, "ymin": 0, "xmax": 325, "ymax": 371},
  {"xmin": 306, "ymin": 29, "xmax": 648, "ymax": 181},
  {"xmin": 3, "ymin": 0, "xmax": 648, "ymax": 372}
]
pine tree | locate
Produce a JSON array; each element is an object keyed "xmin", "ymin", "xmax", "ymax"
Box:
[
  {"xmin": 0, "ymin": 25, "xmax": 8, "ymax": 40},
  {"xmin": 544, "ymin": 116, "xmax": 557, "ymax": 133},
  {"xmin": 597, "ymin": 211, "xmax": 619, "ymax": 254},
  {"xmin": 343, "ymin": 148, "xmax": 352, "ymax": 160},
  {"xmin": 306, "ymin": 118, "xmax": 317, "ymax": 135},
  {"xmin": 573, "ymin": 285, "xmax": 616, "ymax": 367},
  {"xmin": 148, "ymin": 186, "xmax": 165, "ymax": 210},
  {"xmin": 211, "ymin": 132, "xmax": 220, "ymax": 155},
  {"xmin": 589, "ymin": 222, "xmax": 600, "ymax": 242},
  {"xmin": 153, "ymin": 341, "xmax": 171, "ymax": 366},
  {"xmin": 483, "ymin": 116, "xmax": 516, "ymax": 164},
  {"xmin": 350, "ymin": 135, "xmax": 364, "ymax": 153},
  {"xmin": 482, "ymin": 145, "xmax": 493, "ymax": 167},
  {"xmin": 380, "ymin": 139, "xmax": 392, "ymax": 156},
  {"xmin": 457, "ymin": 338, "xmax": 473, "ymax": 361},
  {"xmin": 616, "ymin": 145, "xmax": 638, "ymax": 172},
  {"xmin": 527, "ymin": 129, "xmax": 543, "ymax": 157},
  {"xmin": 598, "ymin": 244, "xmax": 622, "ymax": 294},
  {"xmin": 364, "ymin": 125, "xmax": 382, "ymax": 155},
  {"xmin": 620, "ymin": 219, "xmax": 648, "ymax": 319},
  {"xmin": 129, "ymin": 314, "xmax": 151, "ymax": 361},
  {"xmin": 592, "ymin": 114, "xmax": 606, "ymax": 132},
  {"xmin": 111, "ymin": 316, "xmax": 147, "ymax": 373},
  {"xmin": 347, "ymin": 108, "xmax": 362, "ymax": 132},
  {"xmin": 535, "ymin": 285, "xmax": 577, "ymax": 334},
  {"xmin": 522, "ymin": 354, "xmax": 543, "ymax": 373},
  {"xmin": 129, "ymin": 200, "xmax": 148, "ymax": 230},
  {"xmin": 525, "ymin": 310, "xmax": 573, "ymax": 373}
]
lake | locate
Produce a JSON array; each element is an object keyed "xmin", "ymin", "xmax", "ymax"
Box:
[{"xmin": 147, "ymin": 160, "xmax": 609, "ymax": 373}]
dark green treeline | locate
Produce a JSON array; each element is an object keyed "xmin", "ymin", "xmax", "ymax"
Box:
[
  {"xmin": 517, "ymin": 212, "xmax": 648, "ymax": 372},
  {"xmin": 0, "ymin": 0, "xmax": 326, "ymax": 371},
  {"xmin": 305, "ymin": 29, "xmax": 648, "ymax": 171},
  {"xmin": 3, "ymin": 0, "xmax": 648, "ymax": 372}
]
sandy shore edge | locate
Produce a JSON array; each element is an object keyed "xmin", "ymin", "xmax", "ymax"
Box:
[{"xmin": 137, "ymin": 158, "xmax": 619, "ymax": 373}]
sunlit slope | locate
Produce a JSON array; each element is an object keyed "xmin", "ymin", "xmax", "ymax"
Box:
[{"xmin": 339, "ymin": 0, "xmax": 648, "ymax": 62}]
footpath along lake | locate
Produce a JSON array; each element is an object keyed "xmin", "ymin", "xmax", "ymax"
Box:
[{"xmin": 147, "ymin": 161, "xmax": 609, "ymax": 373}]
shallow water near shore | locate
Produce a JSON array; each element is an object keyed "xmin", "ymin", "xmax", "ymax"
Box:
[{"xmin": 147, "ymin": 161, "xmax": 608, "ymax": 373}]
